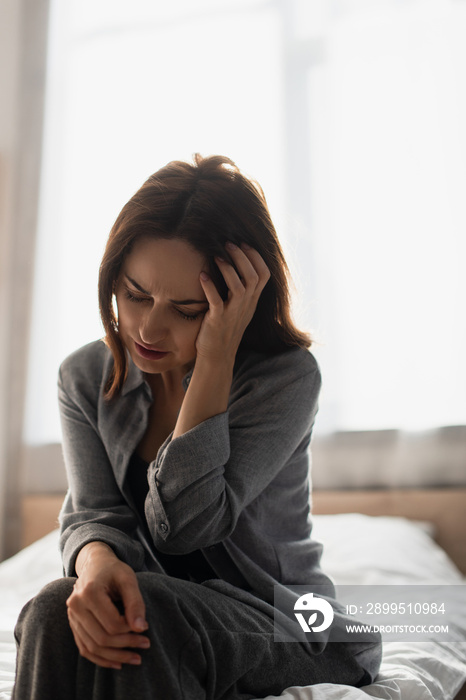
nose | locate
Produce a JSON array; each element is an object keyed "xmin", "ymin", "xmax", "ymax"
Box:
[{"xmin": 139, "ymin": 304, "xmax": 168, "ymax": 347}]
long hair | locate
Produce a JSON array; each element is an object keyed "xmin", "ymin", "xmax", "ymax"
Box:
[{"xmin": 99, "ymin": 154, "xmax": 311, "ymax": 399}]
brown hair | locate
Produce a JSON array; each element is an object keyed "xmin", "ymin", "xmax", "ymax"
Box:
[{"xmin": 99, "ymin": 154, "xmax": 311, "ymax": 399}]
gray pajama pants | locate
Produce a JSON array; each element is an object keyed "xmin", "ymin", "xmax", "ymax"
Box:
[{"xmin": 13, "ymin": 573, "xmax": 381, "ymax": 700}]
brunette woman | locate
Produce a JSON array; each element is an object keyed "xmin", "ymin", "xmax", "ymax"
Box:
[{"xmin": 13, "ymin": 155, "xmax": 381, "ymax": 699}]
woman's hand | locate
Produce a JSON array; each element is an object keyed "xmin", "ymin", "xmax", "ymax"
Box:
[
  {"xmin": 196, "ymin": 242, "xmax": 270, "ymax": 364},
  {"xmin": 66, "ymin": 542, "xmax": 150, "ymax": 669},
  {"xmin": 172, "ymin": 243, "xmax": 269, "ymax": 440}
]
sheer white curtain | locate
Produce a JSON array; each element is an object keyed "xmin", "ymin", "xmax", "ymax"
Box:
[
  {"xmin": 0, "ymin": 0, "xmax": 49, "ymax": 558},
  {"xmin": 24, "ymin": 0, "xmax": 466, "ymax": 451},
  {"xmin": 308, "ymin": 0, "xmax": 466, "ymax": 430},
  {"xmin": 285, "ymin": 0, "xmax": 466, "ymax": 432}
]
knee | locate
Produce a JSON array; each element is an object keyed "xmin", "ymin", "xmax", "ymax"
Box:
[
  {"xmin": 134, "ymin": 572, "xmax": 192, "ymax": 625},
  {"xmin": 31, "ymin": 577, "xmax": 76, "ymax": 615},
  {"xmin": 353, "ymin": 639, "xmax": 383, "ymax": 685},
  {"xmin": 15, "ymin": 577, "xmax": 76, "ymax": 641},
  {"xmin": 134, "ymin": 572, "xmax": 175, "ymax": 611},
  {"xmin": 135, "ymin": 571, "xmax": 172, "ymax": 598}
]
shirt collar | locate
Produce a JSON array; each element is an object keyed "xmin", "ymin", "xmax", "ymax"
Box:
[{"xmin": 121, "ymin": 354, "xmax": 147, "ymax": 396}]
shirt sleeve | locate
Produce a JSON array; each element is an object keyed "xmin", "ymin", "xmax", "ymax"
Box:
[
  {"xmin": 145, "ymin": 348, "xmax": 321, "ymax": 554},
  {"xmin": 58, "ymin": 366, "xmax": 146, "ymax": 576}
]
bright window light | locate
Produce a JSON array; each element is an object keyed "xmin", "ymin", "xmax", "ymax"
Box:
[{"xmin": 24, "ymin": 0, "xmax": 466, "ymax": 443}]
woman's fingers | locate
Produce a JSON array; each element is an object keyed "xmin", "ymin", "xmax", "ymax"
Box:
[
  {"xmin": 199, "ymin": 271, "xmax": 224, "ymax": 310},
  {"xmin": 239, "ymin": 243, "xmax": 271, "ymax": 290},
  {"xmin": 201, "ymin": 242, "xmax": 270, "ymax": 322},
  {"xmin": 220, "ymin": 242, "xmax": 270, "ymax": 299},
  {"xmin": 196, "ymin": 242, "xmax": 270, "ymax": 361},
  {"xmin": 69, "ymin": 580, "xmax": 128, "ymax": 635},
  {"xmin": 82, "ymin": 560, "xmax": 147, "ymax": 635},
  {"xmin": 67, "ymin": 601, "xmax": 150, "ymax": 668},
  {"xmin": 110, "ymin": 565, "xmax": 148, "ymax": 633},
  {"xmin": 69, "ymin": 613, "xmax": 148, "ymax": 668}
]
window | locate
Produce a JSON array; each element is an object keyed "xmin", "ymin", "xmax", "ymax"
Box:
[{"xmin": 24, "ymin": 0, "xmax": 466, "ymax": 444}]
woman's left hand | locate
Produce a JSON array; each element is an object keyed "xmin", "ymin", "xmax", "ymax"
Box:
[{"xmin": 196, "ymin": 242, "xmax": 270, "ymax": 364}]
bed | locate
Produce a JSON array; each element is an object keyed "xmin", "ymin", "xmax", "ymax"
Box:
[{"xmin": 1, "ymin": 488, "xmax": 466, "ymax": 700}]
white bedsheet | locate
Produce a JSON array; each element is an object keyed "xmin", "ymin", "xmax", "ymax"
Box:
[{"xmin": 1, "ymin": 515, "xmax": 465, "ymax": 700}]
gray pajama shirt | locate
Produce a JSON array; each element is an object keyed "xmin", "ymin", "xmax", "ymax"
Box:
[{"xmin": 58, "ymin": 340, "xmax": 327, "ymax": 598}]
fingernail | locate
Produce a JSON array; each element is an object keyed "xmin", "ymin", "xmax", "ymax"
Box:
[
  {"xmin": 139, "ymin": 638, "xmax": 151, "ymax": 649},
  {"xmin": 215, "ymin": 256, "xmax": 225, "ymax": 263},
  {"xmin": 241, "ymin": 242, "xmax": 251, "ymax": 250},
  {"xmin": 225, "ymin": 241, "xmax": 237, "ymax": 251},
  {"xmin": 200, "ymin": 271, "xmax": 210, "ymax": 281},
  {"xmin": 134, "ymin": 617, "xmax": 147, "ymax": 631},
  {"xmin": 129, "ymin": 656, "xmax": 142, "ymax": 665}
]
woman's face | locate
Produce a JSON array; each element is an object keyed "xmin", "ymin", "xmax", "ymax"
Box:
[{"xmin": 114, "ymin": 237, "xmax": 209, "ymax": 378}]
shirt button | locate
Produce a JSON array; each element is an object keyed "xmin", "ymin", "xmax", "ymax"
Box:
[{"xmin": 159, "ymin": 522, "xmax": 168, "ymax": 533}]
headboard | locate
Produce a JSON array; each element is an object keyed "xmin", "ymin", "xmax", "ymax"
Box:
[{"xmin": 21, "ymin": 486, "xmax": 466, "ymax": 575}]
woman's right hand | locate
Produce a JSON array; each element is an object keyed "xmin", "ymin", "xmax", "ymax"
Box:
[{"xmin": 66, "ymin": 542, "xmax": 150, "ymax": 669}]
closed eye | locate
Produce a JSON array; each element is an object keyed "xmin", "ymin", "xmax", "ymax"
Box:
[
  {"xmin": 173, "ymin": 307, "xmax": 204, "ymax": 321},
  {"xmin": 124, "ymin": 287, "xmax": 204, "ymax": 321},
  {"xmin": 124, "ymin": 289, "xmax": 150, "ymax": 304}
]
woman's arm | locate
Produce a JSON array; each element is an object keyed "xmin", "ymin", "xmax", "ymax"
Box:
[
  {"xmin": 58, "ymin": 346, "xmax": 151, "ymax": 668},
  {"xmin": 172, "ymin": 242, "xmax": 269, "ymax": 439},
  {"xmin": 146, "ymin": 351, "xmax": 320, "ymax": 554},
  {"xmin": 58, "ymin": 350, "xmax": 147, "ymax": 576}
]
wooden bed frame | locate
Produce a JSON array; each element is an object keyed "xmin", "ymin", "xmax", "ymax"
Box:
[
  {"xmin": 312, "ymin": 487, "xmax": 466, "ymax": 575},
  {"xmin": 21, "ymin": 486, "xmax": 466, "ymax": 574}
]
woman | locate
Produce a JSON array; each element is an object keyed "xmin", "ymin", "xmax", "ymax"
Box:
[{"xmin": 13, "ymin": 155, "xmax": 381, "ymax": 699}]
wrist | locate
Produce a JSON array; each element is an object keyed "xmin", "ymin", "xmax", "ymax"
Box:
[
  {"xmin": 191, "ymin": 355, "xmax": 234, "ymax": 401},
  {"xmin": 76, "ymin": 541, "xmax": 117, "ymax": 577},
  {"xmin": 193, "ymin": 353, "xmax": 235, "ymax": 378},
  {"xmin": 172, "ymin": 354, "xmax": 234, "ymax": 439}
]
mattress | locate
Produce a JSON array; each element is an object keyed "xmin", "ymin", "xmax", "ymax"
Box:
[{"xmin": 1, "ymin": 513, "xmax": 465, "ymax": 700}]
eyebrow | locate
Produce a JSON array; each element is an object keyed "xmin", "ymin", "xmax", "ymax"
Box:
[
  {"xmin": 169, "ymin": 298, "xmax": 209, "ymax": 306},
  {"xmin": 125, "ymin": 275, "xmax": 208, "ymax": 306}
]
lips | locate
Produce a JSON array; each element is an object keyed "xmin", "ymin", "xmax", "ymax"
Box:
[{"xmin": 134, "ymin": 341, "xmax": 169, "ymax": 361}]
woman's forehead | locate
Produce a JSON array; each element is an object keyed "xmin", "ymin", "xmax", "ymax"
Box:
[{"xmin": 122, "ymin": 237, "xmax": 207, "ymax": 298}]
